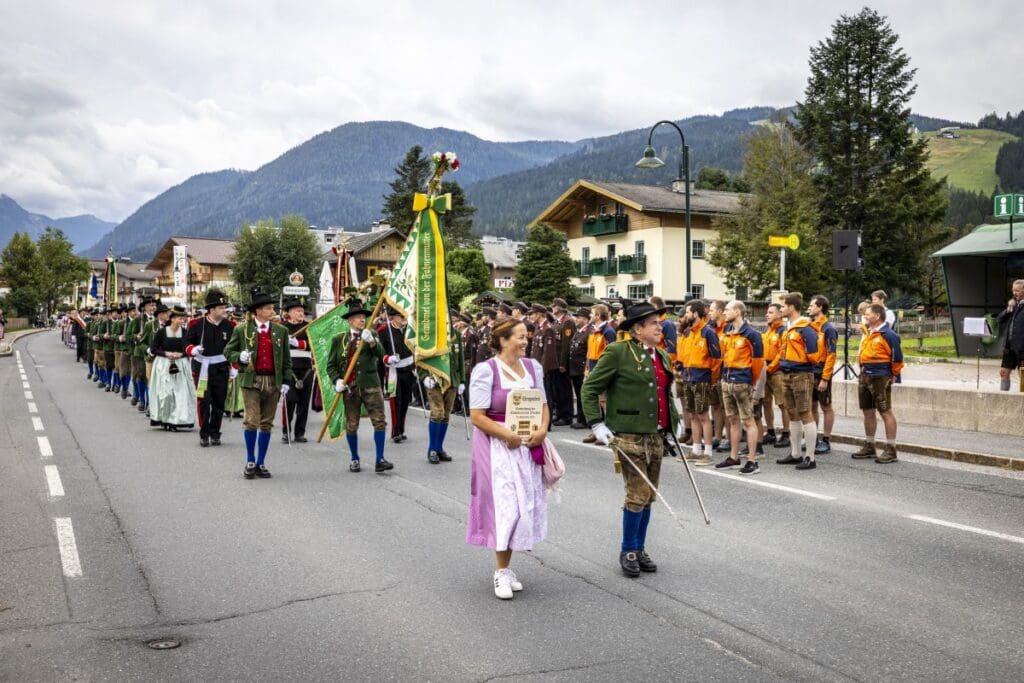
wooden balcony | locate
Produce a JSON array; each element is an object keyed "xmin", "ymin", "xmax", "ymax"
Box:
[{"xmin": 582, "ymin": 214, "xmax": 628, "ymax": 237}]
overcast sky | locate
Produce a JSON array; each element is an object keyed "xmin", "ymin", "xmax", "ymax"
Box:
[{"xmin": 1, "ymin": 0, "xmax": 1019, "ymax": 222}]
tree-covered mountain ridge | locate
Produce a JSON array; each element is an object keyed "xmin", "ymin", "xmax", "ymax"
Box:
[{"xmin": 80, "ymin": 110, "xmax": 967, "ymax": 260}]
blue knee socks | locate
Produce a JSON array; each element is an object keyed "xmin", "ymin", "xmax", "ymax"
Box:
[
  {"xmin": 637, "ymin": 506, "xmax": 652, "ymax": 551},
  {"xmin": 88, "ymin": 361, "xmax": 94, "ymax": 375},
  {"xmin": 346, "ymin": 434, "xmax": 360, "ymax": 461},
  {"xmin": 427, "ymin": 421, "xmax": 439, "ymax": 454},
  {"xmin": 256, "ymin": 431, "xmax": 271, "ymax": 466},
  {"xmin": 438, "ymin": 421, "xmax": 449, "ymax": 450},
  {"xmin": 244, "ymin": 430, "xmax": 257, "ymax": 463},
  {"xmin": 622, "ymin": 509, "xmax": 643, "ymax": 552},
  {"xmin": 374, "ymin": 430, "xmax": 385, "ymax": 463},
  {"xmin": 122, "ymin": 374, "xmax": 131, "ymax": 392},
  {"xmin": 111, "ymin": 371, "xmax": 120, "ymax": 388}
]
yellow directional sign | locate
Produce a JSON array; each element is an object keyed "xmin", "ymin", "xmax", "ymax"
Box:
[{"xmin": 768, "ymin": 234, "xmax": 800, "ymax": 250}]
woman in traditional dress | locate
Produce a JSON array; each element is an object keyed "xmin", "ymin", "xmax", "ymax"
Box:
[
  {"xmin": 148, "ymin": 305, "xmax": 197, "ymax": 431},
  {"xmin": 467, "ymin": 318, "xmax": 549, "ymax": 600}
]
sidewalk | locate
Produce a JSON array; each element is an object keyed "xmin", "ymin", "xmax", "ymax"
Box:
[
  {"xmin": 0, "ymin": 328, "xmax": 47, "ymax": 355},
  {"xmin": 830, "ymin": 414, "xmax": 1023, "ymax": 470}
]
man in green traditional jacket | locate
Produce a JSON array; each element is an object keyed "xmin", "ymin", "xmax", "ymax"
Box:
[
  {"xmin": 103, "ymin": 307, "xmax": 118, "ymax": 392},
  {"xmin": 115, "ymin": 303, "xmax": 137, "ymax": 399},
  {"xmin": 582, "ymin": 301, "xmax": 679, "ymax": 578},
  {"xmin": 84, "ymin": 309, "xmax": 96, "ymax": 381},
  {"xmin": 91, "ymin": 309, "xmax": 107, "ymax": 387},
  {"xmin": 326, "ymin": 299, "xmax": 391, "ymax": 474},
  {"xmin": 224, "ymin": 289, "xmax": 295, "ymax": 480}
]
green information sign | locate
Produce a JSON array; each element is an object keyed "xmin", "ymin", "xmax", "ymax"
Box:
[{"xmin": 994, "ymin": 193, "xmax": 1024, "ymax": 218}]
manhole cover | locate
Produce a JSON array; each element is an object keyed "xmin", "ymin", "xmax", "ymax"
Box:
[{"xmin": 147, "ymin": 639, "xmax": 181, "ymax": 650}]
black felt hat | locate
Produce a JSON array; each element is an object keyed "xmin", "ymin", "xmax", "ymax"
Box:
[
  {"xmin": 341, "ymin": 298, "xmax": 372, "ymax": 319},
  {"xmin": 620, "ymin": 302, "xmax": 667, "ymax": 331},
  {"xmin": 282, "ymin": 297, "xmax": 305, "ymax": 312},
  {"xmin": 247, "ymin": 288, "xmax": 276, "ymax": 312},
  {"xmin": 205, "ymin": 289, "xmax": 230, "ymax": 308}
]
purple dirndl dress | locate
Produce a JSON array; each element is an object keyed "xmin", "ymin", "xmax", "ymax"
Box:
[{"xmin": 465, "ymin": 358, "xmax": 548, "ymax": 551}]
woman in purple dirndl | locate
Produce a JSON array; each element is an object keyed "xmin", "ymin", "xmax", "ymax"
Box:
[{"xmin": 467, "ymin": 319, "xmax": 549, "ymax": 599}]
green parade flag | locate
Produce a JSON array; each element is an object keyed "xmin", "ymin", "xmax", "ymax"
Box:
[
  {"xmin": 383, "ymin": 191, "xmax": 451, "ymax": 390},
  {"xmin": 104, "ymin": 258, "xmax": 118, "ymax": 306},
  {"xmin": 306, "ymin": 301, "xmax": 350, "ymax": 441}
]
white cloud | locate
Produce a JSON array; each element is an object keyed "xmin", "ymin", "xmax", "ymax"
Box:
[{"xmin": 0, "ymin": 0, "xmax": 1019, "ymax": 221}]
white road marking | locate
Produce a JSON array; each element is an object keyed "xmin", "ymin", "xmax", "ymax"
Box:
[
  {"xmin": 558, "ymin": 439, "xmax": 837, "ymax": 501},
  {"xmin": 44, "ymin": 465, "xmax": 65, "ymax": 497},
  {"xmin": 696, "ymin": 469, "xmax": 838, "ymax": 501},
  {"xmin": 907, "ymin": 514, "xmax": 1024, "ymax": 545},
  {"xmin": 27, "ymin": 402, "xmax": 37, "ymax": 413},
  {"xmin": 22, "ymin": 381, "xmax": 30, "ymax": 389},
  {"xmin": 54, "ymin": 518, "xmax": 82, "ymax": 577},
  {"xmin": 37, "ymin": 436, "xmax": 53, "ymax": 457},
  {"xmin": 24, "ymin": 391, "xmax": 33, "ymax": 400},
  {"xmin": 32, "ymin": 417, "xmax": 44, "ymax": 431},
  {"xmin": 15, "ymin": 351, "xmax": 20, "ymax": 360},
  {"xmin": 20, "ymin": 373, "xmax": 27, "ymax": 380}
]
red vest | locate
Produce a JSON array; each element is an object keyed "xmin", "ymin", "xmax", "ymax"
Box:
[{"xmin": 255, "ymin": 324, "xmax": 274, "ymax": 374}]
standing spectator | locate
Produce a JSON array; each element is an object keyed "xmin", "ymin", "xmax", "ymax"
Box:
[
  {"xmin": 549, "ymin": 298, "xmax": 575, "ymax": 426},
  {"xmin": 707, "ymin": 300, "xmax": 729, "ymax": 451},
  {"xmin": 677, "ymin": 300, "xmax": 721, "ymax": 465},
  {"xmin": 871, "ymin": 290, "xmax": 897, "ymax": 329},
  {"xmin": 0, "ymin": 307, "xmax": 7, "ymax": 341},
  {"xmin": 808, "ymin": 295, "xmax": 838, "ymax": 454},
  {"xmin": 649, "ymin": 296, "xmax": 677, "ymax": 356},
  {"xmin": 568, "ymin": 307, "xmax": 592, "ymax": 428},
  {"xmin": 761, "ymin": 303, "xmax": 790, "ymax": 449},
  {"xmin": 582, "ymin": 304, "xmax": 617, "ymax": 444},
  {"xmin": 775, "ymin": 292, "xmax": 819, "ymax": 471},
  {"xmin": 851, "ymin": 304, "xmax": 903, "ymax": 463},
  {"xmin": 997, "ymin": 279, "xmax": 1024, "ymax": 391},
  {"xmin": 714, "ymin": 301, "xmax": 764, "ymax": 474}
]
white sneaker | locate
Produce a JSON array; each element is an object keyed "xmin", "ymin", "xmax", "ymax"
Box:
[
  {"xmin": 507, "ymin": 568, "xmax": 523, "ymax": 592},
  {"xmin": 493, "ymin": 569, "xmax": 514, "ymax": 599}
]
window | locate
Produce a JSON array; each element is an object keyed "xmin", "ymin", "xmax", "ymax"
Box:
[
  {"xmin": 598, "ymin": 203, "xmax": 608, "ymax": 215},
  {"xmin": 606, "ymin": 285, "xmax": 618, "ymax": 297},
  {"xmin": 692, "ymin": 240, "xmax": 706, "ymax": 259},
  {"xmin": 581, "ymin": 247, "xmax": 590, "ymax": 262},
  {"xmin": 689, "ymin": 284, "xmax": 705, "ymax": 299},
  {"xmin": 578, "ymin": 285, "xmax": 594, "ymax": 297},
  {"xmin": 367, "ymin": 266, "xmax": 378, "ymax": 278},
  {"xmin": 634, "ymin": 240, "xmax": 645, "ymax": 256},
  {"xmin": 607, "ymin": 244, "xmax": 616, "ymax": 261},
  {"xmin": 627, "ymin": 283, "xmax": 653, "ymax": 299}
]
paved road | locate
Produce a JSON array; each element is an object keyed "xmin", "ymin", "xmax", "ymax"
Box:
[{"xmin": 3, "ymin": 333, "xmax": 1023, "ymax": 681}]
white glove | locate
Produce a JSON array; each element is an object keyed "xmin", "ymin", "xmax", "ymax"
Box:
[
  {"xmin": 458, "ymin": 383, "xmax": 465, "ymax": 394},
  {"xmin": 423, "ymin": 376, "xmax": 437, "ymax": 390},
  {"xmin": 191, "ymin": 345, "xmax": 204, "ymax": 357},
  {"xmin": 334, "ymin": 379, "xmax": 348, "ymax": 393},
  {"xmin": 385, "ymin": 355, "xmax": 400, "ymax": 367},
  {"xmin": 591, "ymin": 422, "xmax": 614, "ymax": 446},
  {"xmin": 118, "ymin": 335, "xmax": 125, "ymax": 342},
  {"xmin": 289, "ymin": 336, "xmax": 299, "ymax": 348},
  {"xmin": 229, "ymin": 367, "xmax": 239, "ymax": 379},
  {"xmin": 280, "ymin": 385, "xmax": 289, "ymax": 396},
  {"xmin": 239, "ymin": 350, "xmax": 251, "ymax": 364},
  {"xmin": 360, "ymin": 328, "xmax": 374, "ymax": 344}
]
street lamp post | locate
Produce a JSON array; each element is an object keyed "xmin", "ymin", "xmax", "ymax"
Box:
[{"xmin": 635, "ymin": 120, "xmax": 691, "ymax": 297}]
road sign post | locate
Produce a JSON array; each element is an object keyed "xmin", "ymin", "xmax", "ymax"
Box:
[
  {"xmin": 994, "ymin": 194, "xmax": 1023, "ymax": 243},
  {"xmin": 767, "ymin": 234, "xmax": 800, "ymax": 293}
]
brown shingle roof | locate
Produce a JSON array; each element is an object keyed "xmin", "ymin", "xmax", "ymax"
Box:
[
  {"xmin": 584, "ymin": 180, "xmax": 743, "ymax": 215},
  {"xmin": 323, "ymin": 228, "xmax": 406, "ymax": 260},
  {"xmin": 87, "ymin": 260, "xmax": 156, "ymax": 281},
  {"xmin": 146, "ymin": 237, "xmax": 236, "ymax": 270}
]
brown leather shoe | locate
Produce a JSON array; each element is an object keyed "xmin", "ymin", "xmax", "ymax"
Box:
[
  {"xmin": 851, "ymin": 443, "xmax": 877, "ymax": 459},
  {"xmin": 582, "ymin": 434, "xmax": 597, "ymax": 444},
  {"xmin": 875, "ymin": 444, "xmax": 898, "ymax": 463}
]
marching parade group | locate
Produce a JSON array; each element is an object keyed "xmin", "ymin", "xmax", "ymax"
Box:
[{"xmin": 58, "ymin": 286, "xmax": 905, "ymax": 598}]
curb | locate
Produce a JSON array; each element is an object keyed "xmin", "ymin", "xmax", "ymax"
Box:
[
  {"xmin": 0, "ymin": 328, "xmax": 49, "ymax": 356},
  {"xmin": 830, "ymin": 433, "xmax": 1024, "ymax": 471}
]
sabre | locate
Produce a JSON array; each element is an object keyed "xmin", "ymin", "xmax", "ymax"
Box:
[
  {"xmin": 608, "ymin": 441, "xmax": 687, "ymax": 530},
  {"xmin": 665, "ymin": 431, "xmax": 711, "ymax": 525},
  {"xmin": 280, "ymin": 394, "xmax": 292, "ymax": 448}
]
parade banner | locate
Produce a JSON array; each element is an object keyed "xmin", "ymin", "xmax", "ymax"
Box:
[
  {"xmin": 104, "ymin": 258, "xmax": 118, "ymax": 306},
  {"xmin": 173, "ymin": 245, "xmax": 188, "ymax": 299},
  {"xmin": 306, "ymin": 301, "xmax": 350, "ymax": 441},
  {"xmin": 383, "ymin": 191, "xmax": 451, "ymax": 390}
]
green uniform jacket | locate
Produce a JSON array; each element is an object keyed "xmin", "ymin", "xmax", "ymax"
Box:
[
  {"xmin": 123, "ymin": 315, "xmax": 140, "ymax": 354},
  {"xmin": 84, "ymin": 320, "xmax": 94, "ymax": 352},
  {"xmin": 138, "ymin": 318, "xmax": 157, "ymax": 358},
  {"xmin": 101, "ymin": 318, "xmax": 115, "ymax": 352},
  {"xmin": 581, "ymin": 339, "xmax": 679, "ymax": 434},
  {"xmin": 224, "ymin": 320, "xmax": 295, "ymax": 389},
  {"xmin": 131, "ymin": 316, "xmax": 149, "ymax": 358},
  {"xmin": 449, "ymin": 329, "xmax": 465, "ymax": 385},
  {"xmin": 326, "ymin": 329, "xmax": 383, "ymax": 389}
]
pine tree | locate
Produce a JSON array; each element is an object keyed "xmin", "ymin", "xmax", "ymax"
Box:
[
  {"xmin": 439, "ymin": 180, "xmax": 479, "ymax": 249},
  {"xmin": 381, "ymin": 146, "xmax": 432, "ymax": 234},
  {"xmin": 793, "ymin": 8, "xmax": 947, "ymax": 296},
  {"xmin": 513, "ymin": 224, "xmax": 577, "ymax": 303}
]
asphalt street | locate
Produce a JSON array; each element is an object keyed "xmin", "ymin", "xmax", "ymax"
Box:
[{"xmin": 2, "ymin": 332, "xmax": 1023, "ymax": 682}]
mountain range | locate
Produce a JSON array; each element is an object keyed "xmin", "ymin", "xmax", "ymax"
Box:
[
  {"xmin": 2, "ymin": 107, "xmax": 966, "ymax": 261},
  {"xmin": 0, "ymin": 194, "xmax": 116, "ymax": 253}
]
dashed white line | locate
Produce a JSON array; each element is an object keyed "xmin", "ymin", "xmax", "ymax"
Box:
[
  {"xmin": 22, "ymin": 381, "xmax": 30, "ymax": 389},
  {"xmin": 20, "ymin": 373, "xmax": 27, "ymax": 381},
  {"xmin": 44, "ymin": 465, "xmax": 65, "ymax": 497},
  {"xmin": 24, "ymin": 391, "xmax": 33, "ymax": 400},
  {"xmin": 907, "ymin": 514, "xmax": 1024, "ymax": 545},
  {"xmin": 696, "ymin": 469, "xmax": 838, "ymax": 501},
  {"xmin": 15, "ymin": 350, "xmax": 20, "ymax": 360},
  {"xmin": 32, "ymin": 417, "xmax": 44, "ymax": 431},
  {"xmin": 37, "ymin": 436, "xmax": 53, "ymax": 457},
  {"xmin": 27, "ymin": 402, "xmax": 38, "ymax": 413},
  {"xmin": 54, "ymin": 518, "xmax": 82, "ymax": 577}
]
